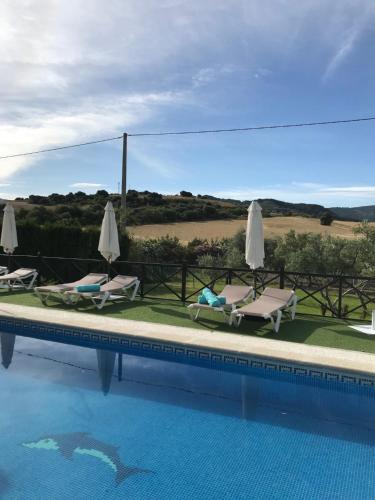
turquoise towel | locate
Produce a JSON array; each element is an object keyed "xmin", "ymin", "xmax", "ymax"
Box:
[
  {"xmin": 75, "ymin": 284, "xmax": 101, "ymax": 293},
  {"xmin": 198, "ymin": 294, "xmax": 208, "ymax": 304},
  {"xmin": 217, "ymin": 296, "xmax": 226, "ymax": 305},
  {"xmin": 202, "ymin": 287, "xmax": 221, "ymax": 307}
]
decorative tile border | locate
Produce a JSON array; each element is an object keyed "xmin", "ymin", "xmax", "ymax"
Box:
[{"xmin": 1, "ymin": 315, "xmax": 374, "ymax": 389}]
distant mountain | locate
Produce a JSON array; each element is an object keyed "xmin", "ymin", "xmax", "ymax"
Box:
[
  {"xmin": 3, "ymin": 190, "xmax": 373, "ymax": 225},
  {"xmin": 330, "ymin": 205, "xmax": 375, "ymax": 222},
  {"xmin": 256, "ymin": 199, "xmax": 330, "ymax": 218},
  {"xmin": 199, "ymin": 196, "xmax": 331, "ymax": 218}
]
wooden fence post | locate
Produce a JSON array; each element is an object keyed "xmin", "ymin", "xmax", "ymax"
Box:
[
  {"xmin": 140, "ymin": 263, "xmax": 145, "ymax": 298},
  {"xmin": 37, "ymin": 252, "xmax": 43, "ymax": 286},
  {"xmin": 279, "ymin": 266, "xmax": 285, "ymax": 289},
  {"xmin": 226, "ymin": 269, "xmax": 232, "ymax": 285},
  {"xmin": 337, "ymin": 275, "xmax": 343, "ymax": 319},
  {"xmin": 181, "ymin": 262, "xmax": 187, "ymax": 303}
]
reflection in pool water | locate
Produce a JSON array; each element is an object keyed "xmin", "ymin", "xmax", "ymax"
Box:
[{"xmin": 1, "ymin": 333, "xmax": 374, "ymax": 499}]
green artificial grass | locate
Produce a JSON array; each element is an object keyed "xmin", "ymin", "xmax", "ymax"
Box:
[{"xmin": 1, "ymin": 289, "xmax": 375, "ymax": 355}]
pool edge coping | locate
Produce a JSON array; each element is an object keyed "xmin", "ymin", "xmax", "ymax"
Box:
[{"xmin": 0, "ymin": 303, "xmax": 374, "ymax": 378}]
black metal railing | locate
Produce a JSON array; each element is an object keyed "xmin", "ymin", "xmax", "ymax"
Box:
[{"xmin": 1, "ymin": 253, "xmax": 374, "ymax": 321}]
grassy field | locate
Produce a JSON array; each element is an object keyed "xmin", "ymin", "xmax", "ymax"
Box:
[
  {"xmin": 128, "ymin": 216, "xmax": 371, "ymax": 243},
  {"xmin": 1, "ymin": 290, "xmax": 374, "ymax": 354}
]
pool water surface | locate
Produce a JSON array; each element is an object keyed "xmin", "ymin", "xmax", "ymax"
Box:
[{"xmin": 0, "ymin": 334, "xmax": 374, "ymax": 499}]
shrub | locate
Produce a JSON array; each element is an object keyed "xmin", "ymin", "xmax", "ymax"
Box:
[
  {"xmin": 128, "ymin": 236, "xmax": 186, "ymax": 263},
  {"xmin": 320, "ymin": 211, "xmax": 334, "ymax": 226},
  {"xmin": 14, "ymin": 222, "xmax": 130, "ymax": 260},
  {"xmin": 196, "ymin": 253, "xmax": 225, "ymax": 283}
]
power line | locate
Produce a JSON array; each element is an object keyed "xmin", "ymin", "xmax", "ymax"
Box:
[
  {"xmin": 0, "ymin": 135, "xmax": 122, "ymax": 160},
  {"xmin": 129, "ymin": 116, "xmax": 375, "ymax": 137},
  {"xmin": 0, "ymin": 116, "xmax": 374, "ymax": 160}
]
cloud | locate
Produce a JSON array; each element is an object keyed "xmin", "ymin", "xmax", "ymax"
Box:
[
  {"xmin": 70, "ymin": 182, "xmax": 105, "ymax": 189},
  {"xmin": 321, "ymin": 2, "xmax": 375, "ymax": 81},
  {"xmin": 319, "ymin": 186, "xmax": 375, "ymax": 196},
  {"xmin": 0, "ymin": 91, "xmax": 185, "ymax": 181},
  {"xmin": 192, "ymin": 65, "xmax": 236, "ymax": 88},
  {"xmin": 253, "ymin": 67, "xmax": 272, "ymax": 79},
  {"xmin": 130, "ymin": 146, "xmax": 182, "ymax": 180},
  {"xmin": 211, "ymin": 183, "xmax": 375, "ymax": 206},
  {"xmin": 322, "ymin": 28, "xmax": 359, "ymax": 81},
  {"xmin": 0, "ymin": 192, "xmax": 23, "ymax": 200},
  {"xmin": 1, "ymin": 0, "xmax": 375, "ymax": 187}
]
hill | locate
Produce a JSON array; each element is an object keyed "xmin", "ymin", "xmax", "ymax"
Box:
[
  {"xmin": 330, "ymin": 205, "xmax": 375, "ymax": 222},
  {"xmin": 2, "ymin": 189, "xmax": 372, "ymax": 227}
]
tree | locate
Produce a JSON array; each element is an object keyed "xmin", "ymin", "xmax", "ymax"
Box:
[
  {"xmin": 353, "ymin": 221, "xmax": 375, "ymax": 274},
  {"xmin": 29, "ymin": 194, "xmax": 50, "ymax": 205},
  {"xmin": 95, "ymin": 189, "xmax": 109, "ymax": 198},
  {"xmin": 180, "ymin": 190, "xmax": 193, "ymax": 197},
  {"xmin": 320, "ymin": 211, "xmax": 334, "ymax": 226},
  {"xmin": 48, "ymin": 193, "xmax": 66, "ymax": 204}
]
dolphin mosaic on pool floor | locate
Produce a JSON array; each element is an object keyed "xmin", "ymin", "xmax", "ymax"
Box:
[{"xmin": 22, "ymin": 433, "xmax": 152, "ymax": 485}]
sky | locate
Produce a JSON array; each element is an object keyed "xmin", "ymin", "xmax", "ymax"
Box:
[{"xmin": 0, "ymin": 0, "xmax": 375, "ymax": 207}]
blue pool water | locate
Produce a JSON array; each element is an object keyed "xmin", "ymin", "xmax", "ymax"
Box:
[{"xmin": 0, "ymin": 334, "xmax": 374, "ymax": 499}]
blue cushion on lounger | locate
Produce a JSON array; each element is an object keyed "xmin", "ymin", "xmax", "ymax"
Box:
[
  {"xmin": 217, "ymin": 296, "xmax": 226, "ymax": 305},
  {"xmin": 75, "ymin": 284, "xmax": 101, "ymax": 293},
  {"xmin": 202, "ymin": 287, "xmax": 221, "ymax": 307}
]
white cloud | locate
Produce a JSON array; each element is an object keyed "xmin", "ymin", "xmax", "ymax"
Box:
[
  {"xmin": 192, "ymin": 65, "xmax": 236, "ymax": 88},
  {"xmin": 211, "ymin": 183, "xmax": 375, "ymax": 206},
  {"xmin": 0, "ymin": 91, "xmax": 185, "ymax": 181},
  {"xmin": 0, "ymin": 191, "xmax": 23, "ymax": 200},
  {"xmin": 321, "ymin": 2, "xmax": 375, "ymax": 81},
  {"xmin": 70, "ymin": 183, "xmax": 105, "ymax": 189},
  {"xmin": 320, "ymin": 186, "xmax": 375, "ymax": 196},
  {"xmin": 130, "ymin": 147, "xmax": 182, "ymax": 180},
  {"xmin": 1, "ymin": 0, "xmax": 375, "ymax": 186},
  {"xmin": 322, "ymin": 28, "xmax": 359, "ymax": 82}
]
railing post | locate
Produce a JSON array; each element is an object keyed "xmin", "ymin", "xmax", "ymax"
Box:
[
  {"xmin": 140, "ymin": 264, "xmax": 145, "ymax": 298},
  {"xmin": 226, "ymin": 269, "xmax": 232, "ymax": 285},
  {"xmin": 279, "ymin": 266, "xmax": 285, "ymax": 289},
  {"xmin": 37, "ymin": 252, "xmax": 42, "ymax": 286},
  {"xmin": 181, "ymin": 262, "xmax": 187, "ymax": 303},
  {"xmin": 337, "ymin": 274, "xmax": 343, "ymax": 319}
]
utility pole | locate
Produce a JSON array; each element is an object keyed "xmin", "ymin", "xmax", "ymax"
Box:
[{"xmin": 120, "ymin": 132, "xmax": 127, "ymax": 230}]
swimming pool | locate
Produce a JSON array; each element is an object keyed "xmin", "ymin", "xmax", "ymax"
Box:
[{"xmin": 1, "ymin": 332, "xmax": 375, "ymax": 499}]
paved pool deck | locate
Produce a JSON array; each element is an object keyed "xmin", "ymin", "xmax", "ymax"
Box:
[{"xmin": 1, "ymin": 303, "xmax": 374, "ymax": 377}]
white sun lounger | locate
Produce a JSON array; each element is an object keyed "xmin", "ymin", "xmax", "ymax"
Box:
[
  {"xmin": 0, "ymin": 266, "xmax": 8, "ymax": 275},
  {"xmin": 34, "ymin": 273, "xmax": 108, "ymax": 305},
  {"xmin": 65, "ymin": 275, "xmax": 140, "ymax": 310},
  {"xmin": 230, "ymin": 287, "xmax": 297, "ymax": 332},
  {"xmin": 188, "ymin": 285, "xmax": 254, "ymax": 323},
  {"xmin": 0, "ymin": 268, "xmax": 38, "ymax": 290}
]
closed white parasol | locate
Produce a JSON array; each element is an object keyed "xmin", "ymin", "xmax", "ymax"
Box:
[
  {"xmin": 1, "ymin": 203, "xmax": 18, "ymax": 254},
  {"xmin": 245, "ymin": 201, "xmax": 264, "ymax": 269},
  {"xmin": 98, "ymin": 201, "xmax": 120, "ymax": 263}
]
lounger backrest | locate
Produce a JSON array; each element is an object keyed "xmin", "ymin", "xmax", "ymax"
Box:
[
  {"xmin": 14, "ymin": 268, "xmax": 36, "ymax": 277},
  {"xmin": 220, "ymin": 285, "xmax": 253, "ymax": 304},
  {"xmin": 101, "ymin": 275, "xmax": 138, "ymax": 292},
  {"xmin": 69, "ymin": 273, "xmax": 108, "ymax": 287},
  {"xmin": 261, "ymin": 287, "xmax": 294, "ymax": 304},
  {"xmin": 0, "ymin": 268, "xmax": 35, "ymax": 281}
]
